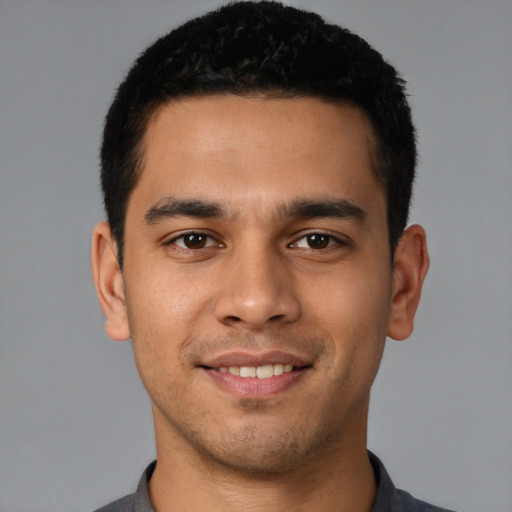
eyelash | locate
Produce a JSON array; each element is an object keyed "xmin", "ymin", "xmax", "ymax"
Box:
[
  {"xmin": 165, "ymin": 232, "xmax": 221, "ymax": 251},
  {"xmin": 164, "ymin": 231, "xmax": 348, "ymax": 252},
  {"xmin": 290, "ymin": 232, "xmax": 348, "ymax": 250}
]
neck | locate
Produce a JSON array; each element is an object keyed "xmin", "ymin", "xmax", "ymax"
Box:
[{"xmin": 149, "ymin": 410, "xmax": 377, "ymax": 512}]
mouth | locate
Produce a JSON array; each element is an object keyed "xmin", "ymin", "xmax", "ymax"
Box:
[
  {"xmin": 203, "ymin": 363, "xmax": 295, "ymax": 379},
  {"xmin": 199, "ymin": 351, "xmax": 312, "ymax": 398}
]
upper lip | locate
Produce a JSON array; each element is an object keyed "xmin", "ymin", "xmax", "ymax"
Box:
[{"xmin": 200, "ymin": 350, "xmax": 312, "ymax": 369}]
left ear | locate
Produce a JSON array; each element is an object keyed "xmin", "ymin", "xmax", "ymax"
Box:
[{"xmin": 387, "ymin": 224, "xmax": 429, "ymax": 341}]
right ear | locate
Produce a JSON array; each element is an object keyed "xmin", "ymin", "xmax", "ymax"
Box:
[{"xmin": 91, "ymin": 221, "xmax": 130, "ymax": 341}]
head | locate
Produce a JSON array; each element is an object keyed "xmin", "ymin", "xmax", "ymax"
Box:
[
  {"xmin": 101, "ymin": 1, "xmax": 416, "ymax": 268},
  {"xmin": 93, "ymin": 1, "xmax": 428, "ymax": 477}
]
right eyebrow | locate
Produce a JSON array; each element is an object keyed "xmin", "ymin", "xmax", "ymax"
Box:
[{"xmin": 144, "ymin": 197, "xmax": 226, "ymax": 225}]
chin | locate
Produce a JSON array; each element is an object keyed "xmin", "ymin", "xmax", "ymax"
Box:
[{"xmin": 186, "ymin": 422, "xmax": 333, "ymax": 475}]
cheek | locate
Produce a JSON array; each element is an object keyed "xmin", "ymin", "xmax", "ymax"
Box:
[
  {"xmin": 122, "ymin": 267, "xmax": 209, "ymax": 386},
  {"xmin": 126, "ymin": 261, "xmax": 214, "ymax": 336},
  {"xmin": 304, "ymin": 266, "xmax": 391, "ymax": 371},
  {"xmin": 307, "ymin": 266, "xmax": 391, "ymax": 329}
]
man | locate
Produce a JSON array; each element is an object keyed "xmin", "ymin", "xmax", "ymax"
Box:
[{"xmin": 91, "ymin": 2, "xmax": 450, "ymax": 511}]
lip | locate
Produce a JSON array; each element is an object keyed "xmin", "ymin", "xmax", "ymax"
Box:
[
  {"xmin": 201, "ymin": 350, "xmax": 310, "ymax": 369},
  {"xmin": 199, "ymin": 350, "xmax": 313, "ymax": 399},
  {"xmin": 203, "ymin": 366, "xmax": 310, "ymax": 398}
]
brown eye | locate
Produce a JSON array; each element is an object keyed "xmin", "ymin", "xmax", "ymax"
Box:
[
  {"xmin": 166, "ymin": 231, "xmax": 222, "ymax": 253},
  {"xmin": 306, "ymin": 234, "xmax": 330, "ymax": 249},
  {"xmin": 291, "ymin": 233, "xmax": 342, "ymax": 251},
  {"xmin": 182, "ymin": 233, "xmax": 207, "ymax": 249}
]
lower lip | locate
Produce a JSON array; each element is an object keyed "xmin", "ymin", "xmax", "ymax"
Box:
[{"xmin": 202, "ymin": 367, "xmax": 309, "ymax": 399}]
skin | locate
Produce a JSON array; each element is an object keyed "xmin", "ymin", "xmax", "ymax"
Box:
[{"xmin": 92, "ymin": 95, "xmax": 429, "ymax": 512}]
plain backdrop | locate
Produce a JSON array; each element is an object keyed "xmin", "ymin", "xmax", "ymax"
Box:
[{"xmin": 0, "ymin": 1, "xmax": 511, "ymax": 511}]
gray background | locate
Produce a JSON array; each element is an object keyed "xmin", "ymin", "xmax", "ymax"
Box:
[{"xmin": 0, "ymin": 1, "xmax": 511, "ymax": 511}]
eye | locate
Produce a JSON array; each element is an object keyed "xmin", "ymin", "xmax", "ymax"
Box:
[
  {"xmin": 292, "ymin": 233, "xmax": 343, "ymax": 250},
  {"xmin": 168, "ymin": 232, "xmax": 218, "ymax": 250}
]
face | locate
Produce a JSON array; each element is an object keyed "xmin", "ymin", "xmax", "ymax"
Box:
[{"xmin": 117, "ymin": 96, "xmax": 395, "ymax": 472}]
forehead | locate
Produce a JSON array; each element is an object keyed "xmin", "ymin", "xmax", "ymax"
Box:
[{"xmin": 130, "ymin": 95, "xmax": 383, "ymax": 219}]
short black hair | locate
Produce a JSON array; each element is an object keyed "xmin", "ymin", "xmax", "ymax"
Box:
[{"xmin": 101, "ymin": 1, "xmax": 416, "ymax": 267}]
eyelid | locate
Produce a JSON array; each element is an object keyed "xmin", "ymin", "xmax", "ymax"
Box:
[
  {"xmin": 164, "ymin": 230, "xmax": 224, "ymax": 250},
  {"xmin": 289, "ymin": 231, "xmax": 351, "ymax": 249}
]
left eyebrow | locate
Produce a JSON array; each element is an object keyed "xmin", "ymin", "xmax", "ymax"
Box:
[
  {"xmin": 283, "ymin": 198, "xmax": 368, "ymax": 223},
  {"xmin": 144, "ymin": 197, "xmax": 226, "ymax": 224}
]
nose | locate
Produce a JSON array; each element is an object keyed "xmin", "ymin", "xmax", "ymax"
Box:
[{"xmin": 213, "ymin": 246, "xmax": 301, "ymax": 330}]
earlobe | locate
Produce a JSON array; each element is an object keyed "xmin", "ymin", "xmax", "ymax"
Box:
[
  {"xmin": 387, "ymin": 224, "xmax": 429, "ymax": 341},
  {"xmin": 91, "ymin": 221, "xmax": 131, "ymax": 341}
]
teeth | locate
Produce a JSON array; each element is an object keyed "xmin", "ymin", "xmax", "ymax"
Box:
[
  {"xmin": 273, "ymin": 363, "xmax": 284, "ymax": 376},
  {"xmin": 256, "ymin": 364, "xmax": 273, "ymax": 379},
  {"xmin": 240, "ymin": 366, "xmax": 257, "ymax": 378},
  {"xmin": 217, "ymin": 364, "xmax": 294, "ymax": 379}
]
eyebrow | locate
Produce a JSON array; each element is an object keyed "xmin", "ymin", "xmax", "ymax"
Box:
[
  {"xmin": 284, "ymin": 199, "xmax": 367, "ymax": 223},
  {"xmin": 144, "ymin": 196, "xmax": 367, "ymax": 225},
  {"xmin": 144, "ymin": 197, "xmax": 225, "ymax": 224}
]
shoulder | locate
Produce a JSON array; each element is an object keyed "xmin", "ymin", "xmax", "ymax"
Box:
[
  {"xmin": 369, "ymin": 451, "xmax": 457, "ymax": 512},
  {"xmin": 93, "ymin": 493, "xmax": 135, "ymax": 512},
  {"xmin": 395, "ymin": 489, "xmax": 456, "ymax": 512},
  {"xmin": 93, "ymin": 461, "xmax": 156, "ymax": 512}
]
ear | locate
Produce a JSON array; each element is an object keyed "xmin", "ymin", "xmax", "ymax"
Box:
[
  {"xmin": 387, "ymin": 224, "xmax": 429, "ymax": 341},
  {"xmin": 91, "ymin": 221, "xmax": 131, "ymax": 341}
]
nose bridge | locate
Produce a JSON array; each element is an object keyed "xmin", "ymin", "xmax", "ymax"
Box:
[{"xmin": 213, "ymin": 239, "xmax": 301, "ymax": 328}]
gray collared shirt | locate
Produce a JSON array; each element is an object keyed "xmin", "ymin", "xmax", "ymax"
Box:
[{"xmin": 94, "ymin": 452, "xmax": 456, "ymax": 512}]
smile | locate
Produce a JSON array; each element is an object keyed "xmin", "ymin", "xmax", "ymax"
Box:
[
  {"xmin": 216, "ymin": 364, "xmax": 294, "ymax": 379},
  {"xmin": 199, "ymin": 350, "xmax": 313, "ymax": 398}
]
